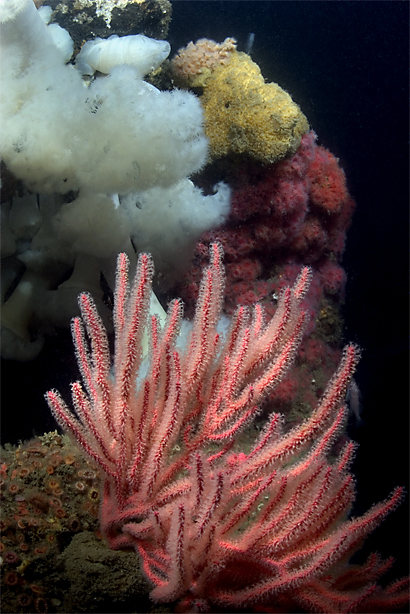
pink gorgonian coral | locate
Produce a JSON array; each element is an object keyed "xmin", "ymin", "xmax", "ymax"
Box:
[{"xmin": 45, "ymin": 245, "xmax": 408, "ymax": 613}]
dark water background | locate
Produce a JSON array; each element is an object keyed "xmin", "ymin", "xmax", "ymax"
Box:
[{"xmin": 2, "ymin": 0, "xmax": 409, "ymax": 583}]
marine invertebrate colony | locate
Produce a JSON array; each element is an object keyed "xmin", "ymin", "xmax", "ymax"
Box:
[
  {"xmin": 0, "ymin": 0, "xmax": 204, "ymax": 194},
  {"xmin": 172, "ymin": 38, "xmax": 309, "ymax": 164},
  {"xmin": 175, "ymin": 131, "xmax": 356, "ymax": 422},
  {"xmin": 45, "ymin": 245, "xmax": 407, "ymax": 612},
  {"xmin": 0, "ymin": 0, "xmax": 231, "ymax": 360},
  {"xmin": 180, "ymin": 131, "xmax": 355, "ymax": 319},
  {"xmin": 0, "ymin": 432, "xmax": 102, "ymax": 613}
]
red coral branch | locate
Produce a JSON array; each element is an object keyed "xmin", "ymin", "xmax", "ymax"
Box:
[{"xmin": 45, "ymin": 245, "xmax": 408, "ymax": 613}]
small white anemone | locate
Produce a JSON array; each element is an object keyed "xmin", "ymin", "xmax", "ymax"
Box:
[{"xmin": 76, "ymin": 34, "xmax": 171, "ymax": 77}]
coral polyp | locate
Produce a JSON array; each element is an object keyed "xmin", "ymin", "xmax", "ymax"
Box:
[{"xmin": 0, "ymin": 433, "xmax": 102, "ymax": 613}]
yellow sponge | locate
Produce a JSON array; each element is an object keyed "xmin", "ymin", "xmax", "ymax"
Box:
[{"xmin": 192, "ymin": 51, "xmax": 309, "ymax": 164}]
